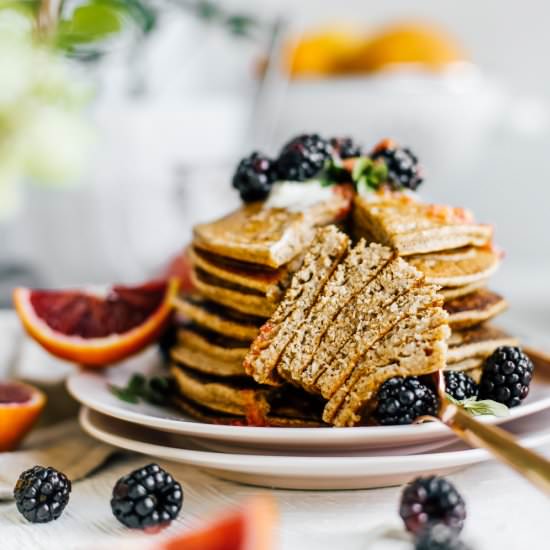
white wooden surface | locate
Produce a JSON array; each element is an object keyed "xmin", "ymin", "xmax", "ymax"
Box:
[{"xmin": 1, "ymin": 310, "xmax": 549, "ymax": 550}]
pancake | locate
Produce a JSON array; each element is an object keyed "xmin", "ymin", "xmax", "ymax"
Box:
[
  {"xmin": 408, "ymin": 246, "xmax": 500, "ymax": 287},
  {"xmin": 190, "ymin": 267, "xmax": 276, "ymax": 317},
  {"xmin": 447, "ymin": 324, "xmax": 519, "ymax": 364},
  {"xmin": 353, "ymin": 192, "xmax": 493, "ymax": 256},
  {"xmin": 170, "ymin": 366, "xmax": 325, "ymax": 426},
  {"xmin": 440, "ymin": 280, "xmax": 487, "ymax": 301},
  {"xmin": 444, "ymin": 357, "xmax": 483, "ymax": 371},
  {"xmin": 193, "ymin": 191, "xmax": 351, "ymax": 268},
  {"xmin": 172, "ymin": 295, "xmax": 262, "ymax": 341},
  {"xmin": 444, "ymin": 289, "xmax": 507, "ymax": 329},
  {"xmin": 189, "ymin": 246, "xmax": 300, "ymax": 301}
]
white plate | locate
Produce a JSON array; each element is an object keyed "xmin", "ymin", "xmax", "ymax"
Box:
[
  {"xmin": 80, "ymin": 406, "xmax": 550, "ymax": 490},
  {"xmin": 67, "ymin": 347, "xmax": 550, "ymax": 452}
]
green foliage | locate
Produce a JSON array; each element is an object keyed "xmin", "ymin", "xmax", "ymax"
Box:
[
  {"xmin": 110, "ymin": 373, "xmax": 174, "ymax": 406},
  {"xmin": 446, "ymin": 394, "xmax": 510, "ymax": 418}
]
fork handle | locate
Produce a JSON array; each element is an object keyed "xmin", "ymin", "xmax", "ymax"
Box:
[{"xmin": 440, "ymin": 400, "xmax": 550, "ymax": 495}]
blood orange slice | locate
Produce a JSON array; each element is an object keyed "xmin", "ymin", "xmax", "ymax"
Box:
[
  {"xmin": 162, "ymin": 496, "xmax": 277, "ymax": 550},
  {"xmin": 13, "ymin": 279, "xmax": 178, "ymax": 367},
  {"xmin": 0, "ymin": 381, "xmax": 46, "ymax": 451}
]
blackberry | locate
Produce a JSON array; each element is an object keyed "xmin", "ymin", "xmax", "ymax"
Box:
[
  {"xmin": 415, "ymin": 525, "xmax": 472, "ymax": 550},
  {"xmin": 371, "ymin": 139, "xmax": 423, "ymax": 191},
  {"xmin": 400, "ymin": 476, "xmax": 466, "ymax": 535},
  {"xmin": 444, "ymin": 371, "xmax": 478, "ymax": 401},
  {"xmin": 232, "ymin": 152, "xmax": 277, "ymax": 202},
  {"xmin": 276, "ymin": 134, "xmax": 331, "ymax": 181},
  {"xmin": 14, "ymin": 466, "xmax": 71, "ymax": 523},
  {"xmin": 111, "ymin": 463, "xmax": 183, "ymax": 529},
  {"xmin": 374, "ymin": 376, "xmax": 439, "ymax": 425},
  {"xmin": 479, "ymin": 346, "xmax": 534, "ymax": 407},
  {"xmin": 330, "ymin": 136, "xmax": 363, "ymax": 159}
]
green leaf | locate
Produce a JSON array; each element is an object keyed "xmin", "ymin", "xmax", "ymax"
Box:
[
  {"xmin": 445, "ymin": 394, "xmax": 510, "ymax": 417},
  {"xmin": 351, "ymin": 157, "xmax": 369, "ymax": 182},
  {"xmin": 109, "ymin": 384, "xmax": 139, "ymax": 404}
]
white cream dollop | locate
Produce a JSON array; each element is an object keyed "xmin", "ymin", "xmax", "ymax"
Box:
[{"xmin": 263, "ymin": 180, "xmax": 334, "ymax": 211}]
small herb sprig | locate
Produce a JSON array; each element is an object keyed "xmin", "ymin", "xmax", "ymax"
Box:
[
  {"xmin": 110, "ymin": 374, "xmax": 173, "ymax": 405},
  {"xmin": 319, "ymin": 156, "xmax": 388, "ymax": 192},
  {"xmin": 445, "ymin": 394, "xmax": 509, "ymax": 418}
]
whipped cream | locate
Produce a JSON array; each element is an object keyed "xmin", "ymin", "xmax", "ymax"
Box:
[{"xmin": 263, "ymin": 180, "xmax": 334, "ymax": 211}]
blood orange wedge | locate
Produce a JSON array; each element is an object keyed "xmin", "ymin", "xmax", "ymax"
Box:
[
  {"xmin": 13, "ymin": 279, "xmax": 178, "ymax": 367},
  {"xmin": 162, "ymin": 496, "xmax": 277, "ymax": 550},
  {"xmin": 0, "ymin": 381, "xmax": 46, "ymax": 452}
]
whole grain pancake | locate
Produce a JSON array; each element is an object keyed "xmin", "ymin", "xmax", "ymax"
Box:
[
  {"xmin": 170, "ymin": 366, "xmax": 325, "ymax": 426},
  {"xmin": 443, "ymin": 357, "xmax": 483, "ymax": 371},
  {"xmin": 193, "ymin": 190, "xmax": 351, "ymax": 269},
  {"xmin": 172, "ymin": 295, "xmax": 262, "ymax": 341},
  {"xmin": 407, "ymin": 246, "xmax": 500, "ymax": 287},
  {"xmin": 189, "ymin": 246, "xmax": 300, "ymax": 301},
  {"xmin": 447, "ymin": 324, "xmax": 519, "ymax": 364},
  {"xmin": 444, "ymin": 289, "xmax": 507, "ymax": 329},
  {"xmin": 440, "ymin": 280, "xmax": 487, "ymax": 301},
  {"xmin": 244, "ymin": 226, "xmax": 350, "ymax": 385},
  {"xmin": 190, "ymin": 267, "xmax": 275, "ymax": 317},
  {"xmin": 353, "ymin": 192, "xmax": 493, "ymax": 256},
  {"xmin": 177, "ymin": 325, "xmax": 250, "ymax": 359}
]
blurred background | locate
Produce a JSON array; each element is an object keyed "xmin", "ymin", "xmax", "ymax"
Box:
[{"xmin": 1, "ymin": 0, "xmax": 549, "ymax": 307}]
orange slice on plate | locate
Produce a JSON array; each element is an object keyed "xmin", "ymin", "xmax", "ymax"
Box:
[
  {"xmin": 13, "ymin": 279, "xmax": 178, "ymax": 367},
  {"xmin": 162, "ymin": 496, "xmax": 277, "ymax": 550},
  {"xmin": 0, "ymin": 381, "xmax": 46, "ymax": 452}
]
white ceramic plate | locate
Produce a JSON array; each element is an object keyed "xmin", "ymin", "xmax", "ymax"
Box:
[
  {"xmin": 80, "ymin": 406, "xmax": 550, "ymax": 490},
  {"xmin": 67, "ymin": 347, "xmax": 550, "ymax": 452}
]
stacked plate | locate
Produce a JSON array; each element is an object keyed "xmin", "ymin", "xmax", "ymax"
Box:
[{"xmin": 69, "ymin": 347, "xmax": 550, "ymax": 490}]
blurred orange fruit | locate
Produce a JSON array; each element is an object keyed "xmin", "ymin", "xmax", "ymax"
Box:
[
  {"xmin": 285, "ymin": 26, "xmax": 363, "ymax": 78},
  {"xmin": 0, "ymin": 381, "xmax": 46, "ymax": 452},
  {"xmin": 346, "ymin": 21, "xmax": 466, "ymax": 73},
  {"xmin": 162, "ymin": 496, "xmax": 277, "ymax": 550},
  {"xmin": 13, "ymin": 279, "xmax": 178, "ymax": 367}
]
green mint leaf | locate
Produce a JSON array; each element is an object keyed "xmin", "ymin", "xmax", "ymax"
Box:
[
  {"xmin": 351, "ymin": 157, "xmax": 369, "ymax": 182},
  {"xmin": 445, "ymin": 394, "xmax": 510, "ymax": 417},
  {"xmin": 127, "ymin": 373, "xmax": 146, "ymax": 394},
  {"xmin": 109, "ymin": 384, "xmax": 139, "ymax": 404}
]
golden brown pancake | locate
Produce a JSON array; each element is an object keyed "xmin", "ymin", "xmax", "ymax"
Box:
[
  {"xmin": 447, "ymin": 324, "xmax": 519, "ymax": 364},
  {"xmin": 440, "ymin": 280, "xmax": 487, "ymax": 301},
  {"xmin": 444, "ymin": 289, "xmax": 507, "ymax": 329},
  {"xmin": 408, "ymin": 246, "xmax": 500, "ymax": 287},
  {"xmin": 172, "ymin": 295, "xmax": 261, "ymax": 341}
]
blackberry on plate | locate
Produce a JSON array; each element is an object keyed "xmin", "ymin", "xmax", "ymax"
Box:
[
  {"xmin": 373, "ymin": 376, "xmax": 439, "ymax": 425},
  {"xmin": 232, "ymin": 152, "xmax": 277, "ymax": 202},
  {"xmin": 276, "ymin": 134, "xmax": 331, "ymax": 181},
  {"xmin": 415, "ymin": 524, "xmax": 471, "ymax": 550},
  {"xmin": 14, "ymin": 465, "xmax": 71, "ymax": 523},
  {"xmin": 329, "ymin": 136, "xmax": 363, "ymax": 159},
  {"xmin": 111, "ymin": 463, "xmax": 183, "ymax": 529},
  {"xmin": 400, "ymin": 475, "xmax": 466, "ymax": 535},
  {"xmin": 370, "ymin": 139, "xmax": 423, "ymax": 191},
  {"xmin": 444, "ymin": 371, "xmax": 478, "ymax": 401},
  {"xmin": 479, "ymin": 346, "xmax": 534, "ymax": 407}
]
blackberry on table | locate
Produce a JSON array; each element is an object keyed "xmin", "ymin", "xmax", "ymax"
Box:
[
  {"xmin": 370, "ymin": 139, "xmax": 423, "ymax": 191},
  {"xmin": 111, "ymin": 463, "xmax": 183, "ymax": 529},
  {"xmin": 479, "ymin": 346, "xmax": 534, "ymax": 407},
  {"xmin": 444, "ymin": 371, "xmax": 478, "ymax": 401},
  {"xmin": 329, "ymin": 136, "xmax": 363, "ymax": 159},
  {"xmin": 276, "ymin": 134, "xmax": 331, "ymax": 181},
  {"xmin": 400, "ymin": 475, "xmax": 466, "ymax": 535},
  {"xmin": 232, "ymin": 152, "xmax": 277, "ymax": 202},
  {"xmin": 374, "ymin": 376, "xmax": 439, "ymax": 425},
  {"xmin": 415, "ymin": 524, "xmax": 472, "ymax": 550},
  {"xmin": 14, "ymin": 466, "xmax": 71, "ymax": 523}
]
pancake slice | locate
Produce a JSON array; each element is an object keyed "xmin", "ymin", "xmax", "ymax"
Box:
[
  {"xmin": 277, "ymin": 242, "xmax": 395, "ymax": 386},
  {"xmin": 353, "ymin": 192, "xmax": 493, "ymax": 255},
  {"xmin": 244, "ymin": 226, "xmax": 350, "ymax": 385},
  {"xmin": 172, "ymin": 295, "xmax": 262, "ymax": 341},
  {"xmin": 444, "ymin": 289, "xmax": 507, "ymax": 329},
  {"xmin": 407, "ymin": 246, "xmax": 500, "ymax": 287},
  {"xmin": 324, "ymin": 307, "xmax": 449, "ymax": 426},
  {"xmin": 447, "ymin": 324, "xmax": 519, "ymax": 364}
]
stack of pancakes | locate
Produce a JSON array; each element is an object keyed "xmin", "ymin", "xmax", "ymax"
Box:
[
  {"xmin": 170, "ymin": 194, "xmax": 351, "ymax": 426},
  {"xmin": 352, "ymin": 192, "xmax": 517, "ymax": 383}
]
